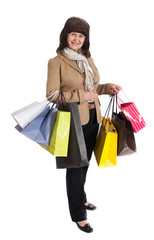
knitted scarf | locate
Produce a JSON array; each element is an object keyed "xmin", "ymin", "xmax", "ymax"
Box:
[{"xmin": 62, "ymin": 47, "xmax": 94, "ymax": 91}]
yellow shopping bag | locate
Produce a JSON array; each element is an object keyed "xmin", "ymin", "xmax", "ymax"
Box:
[
  {"xmin": 40, "ymin": 110, "xmax": 71, "ymax": 156},
  {"xmin": 94, "ymin": 117, "xmax": 117, "ymax": 168}
]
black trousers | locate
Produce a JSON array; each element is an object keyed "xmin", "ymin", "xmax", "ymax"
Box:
[{"xmin": 66, "ymin": 109, "xmax": 99, "ymax": 222}]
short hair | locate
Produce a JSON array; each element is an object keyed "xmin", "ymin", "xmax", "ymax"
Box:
[{"xmin": 56, "ymin": 17, "xmax": 91, "ymax": 58}]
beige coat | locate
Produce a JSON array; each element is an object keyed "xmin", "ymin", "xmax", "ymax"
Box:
[{"xmin": 46, "ymin": 54, "xmax": 113, "ymax": 125}]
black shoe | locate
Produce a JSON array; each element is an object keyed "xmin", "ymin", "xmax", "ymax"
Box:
[
  {"xmin": 85, "ymin": 203, "xmax": 97, "ymax": 210},
  {"xmin": 76, "ymin": 222, "xmax": 93, "ymax": 233}
]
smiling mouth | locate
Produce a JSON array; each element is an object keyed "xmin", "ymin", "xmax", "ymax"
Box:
[{"xmin": 72, "ymin": 42, "xmax": 79, "ymax": 45}]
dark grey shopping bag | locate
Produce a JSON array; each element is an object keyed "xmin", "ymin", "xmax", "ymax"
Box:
[{"xmin": 56, "ymin": 102, "xmax": 89, "ymax": 169}]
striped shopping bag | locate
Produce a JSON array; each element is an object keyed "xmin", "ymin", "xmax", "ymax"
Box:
[{"xmin": 118, "ymin": 94, "xmax": 146, "ymax": 133}]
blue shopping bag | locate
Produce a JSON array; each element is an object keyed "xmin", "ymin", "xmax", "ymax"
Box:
[{"xmin": 15, "ymin": 106, "xmax": 58, "ymax": 146}]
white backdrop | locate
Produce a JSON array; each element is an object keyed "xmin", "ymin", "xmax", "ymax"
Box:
[{"xmin": 0, "ymin": 0, "xmax": 154, "ymax": 239}]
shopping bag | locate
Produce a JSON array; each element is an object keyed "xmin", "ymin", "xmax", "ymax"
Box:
[
  {"xmin": 11, "ymin": 91, "xmax": 58, "ymax": 128},
  {"xmin": 112, "ymin": 112, "xmax": 136, "ymax": 155},
  {"xmin": 118, "ymin": 92, "xmax": 146, "ymax": 133},
  {"xmin": 111, "ymin": 94, "xmax": 136, "ymax": 155},
  {"xmin": 40, "ymin": 110, "xmax": 71, "ymax": 156},
  {"xmin": 56, "ymin": 103, "xmax": 89, "ymax": 169},
  {"xmin": 15, "ymin": 106, "xmax": 58, "ymax": 146},
  {"xmin": 94, "ymin": 117, "xmax": 117, "ymax": 168}
]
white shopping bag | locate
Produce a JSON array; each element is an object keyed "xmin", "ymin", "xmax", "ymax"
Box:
[{"xmin": 11, "ymin": 91, "xmax": 59, "ymax": 129}]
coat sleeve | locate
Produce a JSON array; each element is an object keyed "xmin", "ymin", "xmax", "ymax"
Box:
[
  {"xmin": 96, "ymin": 83, "xmax": 113, "ymax": 96},
  {"xmin": 46, "ymin": 58, "xmax": 85, "ymax": 103}
]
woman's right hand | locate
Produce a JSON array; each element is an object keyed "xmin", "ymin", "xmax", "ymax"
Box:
[{"xmin": 84, "ymin": 91, "xmax": 98, "ymax": 101}]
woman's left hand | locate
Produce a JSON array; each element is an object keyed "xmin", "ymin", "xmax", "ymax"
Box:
[{"xmin": 110, "ymin": 84, "xmax": 122, "ymax": 94}]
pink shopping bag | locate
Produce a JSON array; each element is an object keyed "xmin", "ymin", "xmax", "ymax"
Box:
[{"xmin": 118, "ymin": 93, "xmax": 146, "ymax": 133}]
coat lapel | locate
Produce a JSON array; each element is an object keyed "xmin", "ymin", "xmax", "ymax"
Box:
[
  {"xmin": 87, "ymin": 58, "xmax": 97, "ymax": 75},
  {"xmin": 58, "ymin": 54, "xmax": 82, "ymax": 75}
]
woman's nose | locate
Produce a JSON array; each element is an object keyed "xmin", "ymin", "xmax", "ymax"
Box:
[{"xmin": 74, "ymin": 36, "xmax": 79, "ymax": 41}]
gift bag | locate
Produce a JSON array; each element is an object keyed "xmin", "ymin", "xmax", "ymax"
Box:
[
  {"xmin": 94, "ymin": 117, "xmax": 117, "ymax": 167},
  {"xmin": 11, "ymin": 91, "xmax": 58, "ymax": 128},
  {"xmin": 40, "ymin": 110, "xmax": 71, "ymax": 156},
  {"xmin": 118, "ymin": 92, "xmax": 146, "ymax": 133},
  {"xmin": 56, "ymin": 103, "xmax": 89, "ymax": 169},
  {"xmin": 15, "ymin": 106, "xmax": 57, "ymax": 146}
]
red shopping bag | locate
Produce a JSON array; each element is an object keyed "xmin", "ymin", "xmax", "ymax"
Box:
[{"xmin": 118, "ymin": 93, "xmax": 146, "ymax": 133}]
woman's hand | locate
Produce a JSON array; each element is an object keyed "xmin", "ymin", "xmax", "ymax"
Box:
[
  {"xmin": 84, "ymin": 91, "xmax": 98, "ymax": 101},
  {"xmin": 110, "ymin": 84, "xmax": 122, "ymax": 94}
]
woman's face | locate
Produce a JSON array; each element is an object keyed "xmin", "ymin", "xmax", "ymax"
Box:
[{"xmin": 67, "ymin": 32, "xmax": 85, "ymax": 52}]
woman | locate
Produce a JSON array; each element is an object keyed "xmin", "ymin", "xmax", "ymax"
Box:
[{"xmin": 46, "ymin": 17, "xmax": 122, "ymax": 233}]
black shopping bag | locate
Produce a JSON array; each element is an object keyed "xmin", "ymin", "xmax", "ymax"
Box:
[
  {"xmin": 56, "ymin": 102, "xmax": 89, "ymax": 169},
  {"xmin": 112, "ymin": 112, "xmax": 136, "ymax": 156}
]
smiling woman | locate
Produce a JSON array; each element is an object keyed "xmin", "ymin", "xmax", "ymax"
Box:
[{"xmin": 46, "ymin": 16, "xmax": 122, "ymax": 233}]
